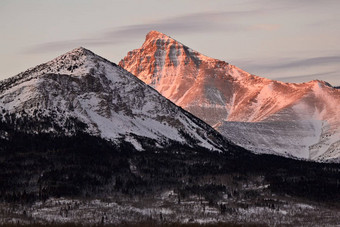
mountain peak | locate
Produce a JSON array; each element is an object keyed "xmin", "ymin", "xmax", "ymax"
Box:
[
  {"xmin": 44, "ymin": 46, "xmax": 97, "ymax": 70},
  {"xmin": 60, "ymin": 46, "xmax": 94, "ymax": 58},
  {"xmin": 0, "ymin": 46, "xmax": 114, "ymax": 89},
  {"xmin": 35, "ymin": 46, "xmax": 100, "ymax": 77},
  {"xmin": 145, "ymin": 30, "xmax": 171, "ymax": 41},
  {"xmin": 142, "ymin": 30, "xmax": 180, "ymax": 49},
  {"xmin": 119, "ymin": 31, "xmax": 231, "ymax": 109},
  {"xmin": 70, "ymin": 46, "xmax": 88, "ymax": 52},
  {"xmin": 307, "ymin": 79, "xmax": 333, "ymax": 88}
]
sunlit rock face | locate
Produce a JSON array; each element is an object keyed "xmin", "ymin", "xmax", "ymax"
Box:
[
  {"xmin": 120, "ymin": 31, "xmax": 340, "ymax": 162},
  {"xmin": 120, "ymin": 31, "xmax": 235, "ymax": 126}
]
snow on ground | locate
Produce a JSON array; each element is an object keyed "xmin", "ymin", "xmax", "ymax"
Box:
[
  {"xmin": 218, "ymin": 120, "xmax": 323, "ymax": 159},
  {"xmin": 0, "ymin": 192, "xmax": 337, "ymax": 226}
]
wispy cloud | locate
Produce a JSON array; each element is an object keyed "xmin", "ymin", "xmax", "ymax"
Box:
[
  {"xmin": 275, "ymin": 71, "xmax": 337, "ymax": 81},
  {"xmin": 26, "ymin": 39, "xmax": 114, "ymax": 54},
  {"xmin": 250, "ymin": 0, "xmax": 339, "ymax": 9},
  {"xmin": 237, "ymin": 55, "xmax": 340, "ymax": 72},
  {"xmin": 249, "ymin": 24, "xmax": 280, "ymax": 31},
  {"xmin": 25, "ymin": 9, "xmax": 265, "ymax": 54},
  {"xmin": 275, "ymin": 71, "xmax": 339, "ymax": 86},
  {"xmin": 235, "ymin": 55, "xmax": 340, "ymax": 86},
  {"xmin": 272, "ymin": 56, "xmax": 340, "ymax": 69}
]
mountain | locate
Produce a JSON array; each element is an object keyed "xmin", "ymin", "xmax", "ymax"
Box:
[
  {"xmin": 0, "ymin": 46, "xmax": 248, "ymax": 204},
  {"xmin": 119, "ymin": 31, "xmax": 340, "ymax": 162},
  {"xmin": 1, "ymin": 46, "xmax": 340, "ymax": 226},
  {"xmin": 0, "ymin": 47, "xmax": 236, "ymax": 153}
]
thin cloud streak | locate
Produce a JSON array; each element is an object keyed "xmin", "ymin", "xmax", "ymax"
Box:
[
  {"xmin": 251, "ymin": 0, "xmax": 339, "ymax": 9},
  {"xmin": 234, "ymin": 56, "xmax": 340, "ymax": 86},
  {"xmin": 25, "ymin": 9, "xmax": 265, "ymax": 54},
  {"xmin": 25, "ymin": 39, "xmax": 115, "ymax": 54},
  {"xmin": 272, "ymin": 56, "xmax": 340, "ymax": 70},
  {"xmin": 248, "ymin": 24, "xmax": 280, "ymax": 31},
  {"xmin": 275, "ymin": 71, "xmax": 339, "ymax": 86},
  {"xmin": 275, "ymin": 71, "xmax": 337, "ymax": 81},
  {"xmin": 238, "ymin": 56, "xmax": 340, "ymax": 72}
]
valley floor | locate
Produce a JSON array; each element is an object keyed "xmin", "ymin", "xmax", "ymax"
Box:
[{"xmin": 1, "ymin": 190, "xmax": 339, "ymax": 226}]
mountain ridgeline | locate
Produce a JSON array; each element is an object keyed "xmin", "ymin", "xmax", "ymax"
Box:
[
  {"xmin": 119, "ymin": 30, "xmax": 340, "ymax": 162},
  {"xmin": 0, "ymin": 47, "xmax": 235, "ymax": 153},
  {"xmin": 0, "ymin": 45, "xmax": 340, "ymax": 225}
]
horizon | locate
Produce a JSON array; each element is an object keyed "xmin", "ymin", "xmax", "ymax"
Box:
[{"xmin": 0, "ymin": 0, "xmax": 339, "ymax": 86}]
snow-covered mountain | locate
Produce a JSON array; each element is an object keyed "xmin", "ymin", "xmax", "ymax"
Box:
[
  {"xmin": 0, "ymin": 47, "xmax": 236, "ymax": 153},
  {"xmin": 119, "ymin": 31, "xmax": 340, "ymax": 161}
]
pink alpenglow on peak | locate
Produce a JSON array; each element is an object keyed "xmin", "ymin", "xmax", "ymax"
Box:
[{"xmin": 119, "ymin": 31, "xmax": 340, "ymax": 162}]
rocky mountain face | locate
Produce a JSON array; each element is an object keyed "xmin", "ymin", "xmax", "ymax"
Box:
[
  {"xmin": 0, "ymin": 47, "xmax": 235, "ymax": 153},
  {"xmin": 119, "ymin": 31, "xmax": 340, "ymax": 161}
]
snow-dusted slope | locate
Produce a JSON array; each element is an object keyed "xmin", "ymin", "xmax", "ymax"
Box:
[
  {"xmin": 0, "ymin": 47, "xmax": 234, "ymax": 152},
  {"xmin": 119, "ymin": 31, "xmax": 340, "ymax": 161}
]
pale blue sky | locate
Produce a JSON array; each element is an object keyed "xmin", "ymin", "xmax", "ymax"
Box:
[{"xmin": 1, "ymin": 0, "xmax": 339, "ymax": 86}]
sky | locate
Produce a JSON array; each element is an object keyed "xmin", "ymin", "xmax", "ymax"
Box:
[{"xmin": 0, "ymin": 0, "xmax": 339, "ymax": 86}]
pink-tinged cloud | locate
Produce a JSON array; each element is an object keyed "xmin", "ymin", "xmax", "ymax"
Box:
[{"xmin": 249, "ymin": 24, "xmax": 280, "ymax": 31}]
